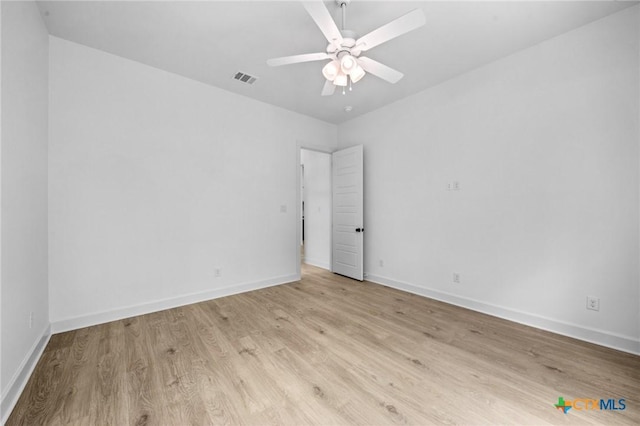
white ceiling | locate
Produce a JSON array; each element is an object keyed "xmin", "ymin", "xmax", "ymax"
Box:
[{"xmin": 36, "ymin": 0, "xmax": 637, "ymax": 124}]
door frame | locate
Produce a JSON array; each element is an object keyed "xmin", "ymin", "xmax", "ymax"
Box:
[{"xmin": 295, "ymin": 142, "xmax": 334, "ymax": 280}]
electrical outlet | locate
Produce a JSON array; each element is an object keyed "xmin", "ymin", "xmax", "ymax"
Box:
[
  {"xmin": 453, "ymin": 273, "xmax": 460, "ymax": 284},
  {"xmin": 379, "ymin": 259, "xmax": 384, "ymax": 267},
  {"xmin": 586, "ymin": 296, "xmax": 600, "ymax": 311},
  {"xmin": 29, "ymin": 312, "xmax": 34, "ymax": 329},
  {"xmin": 280, "ymin": 205, "xmax": 287, "ymax": 213},
  {"xmin": 214, "ymin": 268, "xmax": 221, "ymax": 278},
  {"xmin": 452, "ymin": 181, "xmax": 460, "ymax": 191}
]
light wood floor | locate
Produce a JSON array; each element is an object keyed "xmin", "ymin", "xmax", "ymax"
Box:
[{"xmin": 7, "ymin": 265, "xmax": 640, "ymax": 425}]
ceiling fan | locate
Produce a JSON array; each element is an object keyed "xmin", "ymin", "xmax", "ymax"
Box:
[{"xmin": 267, "ymin": 0, "xmax": 426, "ymax": 96}]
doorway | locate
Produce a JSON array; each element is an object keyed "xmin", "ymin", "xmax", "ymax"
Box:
[
  {"xmin": 300, "ymin": 149, "xmax": 332, "ymax": 274},
  {"xmin": 296, "ymin": 144, "xmax": 364, "ymax": 281}
]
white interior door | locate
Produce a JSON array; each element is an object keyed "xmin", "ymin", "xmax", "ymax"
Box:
[{"xmin": 332, "ymin": 145, "xmax": 363, "ymax": 281}]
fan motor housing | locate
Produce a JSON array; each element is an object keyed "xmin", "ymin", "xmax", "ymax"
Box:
[
  {"xmin": 327, "ymin": 29, "xmax": 358, "ymax": 55},
  {"xmin": 341, "ymin": 30, "xmax": 358, "ymax": 46}
]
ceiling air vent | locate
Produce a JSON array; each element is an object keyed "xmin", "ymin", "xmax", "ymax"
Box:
[{"xmin": 233, "ymin": 71, "xmax": 258, "ymax": 85}]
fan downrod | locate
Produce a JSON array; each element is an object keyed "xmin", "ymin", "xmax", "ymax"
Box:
[{"xmin": 326, "ymin": 0, "xmax": 357, "ymax": 54}]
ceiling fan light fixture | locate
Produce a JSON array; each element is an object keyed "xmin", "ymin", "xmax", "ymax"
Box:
[
  {"xmin": 267, "ymin": 1, "xmax": 425, "ymax": 96},
  {"xmin": 340, "ymin": 54, "xmax": 357, "ymax": 74},
  {"xmin": 333, "ymin": 72, "xmax": 348, "ymax": 87},
  {"xmin": 350, "ymin": 64, "xmax": 365, "ymax": 83},
  {"xmin": 322, "ymin": 60, "xmax": 341, "ymax": 81}
]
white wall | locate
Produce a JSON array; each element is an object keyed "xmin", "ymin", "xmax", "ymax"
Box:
[
  {"xmin": 301, "ymin": 149, "xmax": 331, "ymax": 270},
  {"xmin": 339, "ymin": 6, "xmax": 640, "ymax": 354},
  {"xmin": 1, "ymin": 0, "xmax": 50, "ymax": 419},
  {"xmin": 48, "ymin": 37, "xmax": 337, "ymax": 330}
]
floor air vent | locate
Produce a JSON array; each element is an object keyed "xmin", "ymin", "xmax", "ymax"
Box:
[{"xmin": 233, "ymin": 72, "xmax": 258, "ymax": 85}]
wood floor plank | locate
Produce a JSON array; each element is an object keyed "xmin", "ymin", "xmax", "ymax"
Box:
[
  {"xmin": 7, "ymin": 345, "xmax": 71, "ymax": 425},
  {"xmin": 6, "ymin": 264, "xmax": 640, "ymax": 425},
  {"xmin": 89, "ymin": 320, "xmax": 128, "ymax": 425}
]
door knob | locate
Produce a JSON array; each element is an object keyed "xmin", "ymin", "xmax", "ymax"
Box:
[{"xmin": 356, "ymin": 228, "xmax": 363, "ymax": 232}]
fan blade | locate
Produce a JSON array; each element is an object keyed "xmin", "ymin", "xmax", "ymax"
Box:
[
  {"xmin": 356, "ymin": 9, "xmax": 425, "ymax": 52},
  {"xmin": 267, "ymin": 52, "xmax": 330, "ymax": 67},
  {"xmin": 357, "ymin": 57, "xmax": 404, "ymax": 84},
  {"xmin": 321, "ymin": 80, "xmax": 336, "ymax": 96},
  {"xmin": 302, "ymin": 1, "xmax": 343, "ymax": 46}
]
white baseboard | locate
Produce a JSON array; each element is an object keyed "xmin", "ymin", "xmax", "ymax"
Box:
[
  {"xmin": 1, "ymin": 324, "xmax": 52, "ymax": 424},
  {"xmin": 51, "ymin": 274, "xmax": 298, "ymax": 333},
  {"xmin": 366, "ymin": 273, "xmax": 640, "ymax": 356},
  {"xmin": 303, "ymin": 258, "xmax": 330, "ymax": 271}
]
